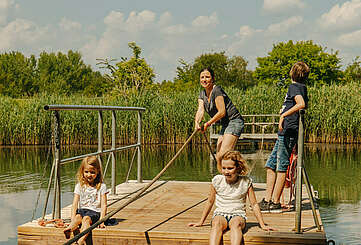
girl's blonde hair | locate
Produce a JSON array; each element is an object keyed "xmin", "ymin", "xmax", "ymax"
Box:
[
  {"xmin": 221, "ymin": 150, "xmax": 249, "ymax": 175},
  {"xmin": 77, "ymin": 156, "xmax": 103, "ymax": 189}
]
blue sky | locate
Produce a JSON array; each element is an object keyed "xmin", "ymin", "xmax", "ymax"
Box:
[{"xmin": 1, "ymin": 0, "xmax": 360, "ymax": 82}]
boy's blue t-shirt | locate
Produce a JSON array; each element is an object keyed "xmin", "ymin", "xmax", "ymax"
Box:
[{"xmin": 278, "ymin": 82, "xmax": 308, "ymax": 136}]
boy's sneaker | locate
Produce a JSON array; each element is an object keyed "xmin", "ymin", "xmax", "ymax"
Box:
[
  {"xmin": 269, "ymin": 201, "xmax": 282, "ymax": 213},
  {"xmin": 259, "ymin": 198, "xmax": 270, "ymax": 213}
]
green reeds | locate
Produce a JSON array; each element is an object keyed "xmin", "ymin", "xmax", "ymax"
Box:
[{"xmin": 0, "ymin": 82, "xmax": 360, "ymax": 145}]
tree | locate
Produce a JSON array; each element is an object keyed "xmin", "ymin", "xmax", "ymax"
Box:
[
  {"xmin": 254, "ymin": 40, "xmax": 343, "ymax": 86},
  {"xmin": 174, "ymin": 52, "xmax": 254, "ymax": 90},
  {"xmin": 0, "ymin": 51, "xmax": 37, "ymax": 97},
  {"xmin": 36, "ymin": 50, "xmax": 104, "ymax": 95},
  {"xmin": 98, "ymin": 42, "xmax": 155, "ymax": 95},
  {"xmin": 344, "ymin": 57, "xmax": 361, "ymax": 83}
]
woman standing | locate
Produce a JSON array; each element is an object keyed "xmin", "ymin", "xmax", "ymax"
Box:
[{"xmin": 195, "ymin": 67, "xmax": 244, "ymax": 172}]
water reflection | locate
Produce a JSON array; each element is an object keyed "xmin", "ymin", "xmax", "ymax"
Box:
[{"xmin": 0, "ymin": 144, "xmax": 360, "ymax": 244}]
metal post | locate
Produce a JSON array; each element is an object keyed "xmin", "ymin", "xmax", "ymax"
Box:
[
  {"xmin": 295, "ymin": 110, "xmax": 305, "ymax": 233},
  {"xmin": 53, "ymin": 111, "xmax": 61, "ymax": 219},
  {"xmin": 111, "ymin": 111, "xmax": 116, "ymax": 194},
  {"xmin": 137, "ymin": 111, "xmax": 142, "ymax": 183},
  {"xmin": 302, "ymin": 167, "xmax": 322, "ymax": 231},
  {"xmin": 98, "ymin": 111, "xmax": 103, "ymax": 165},
  {"xmin": 252, "ymin": 116, "xmax": 255, "ymax": 134}
]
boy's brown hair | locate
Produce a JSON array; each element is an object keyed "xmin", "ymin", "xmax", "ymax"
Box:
[
  {"xmin": 221, "ymin": 150, "xmax": 249, "ymax": 175},
  {"xmin": 289, "ymin": 61, "xmax": 310, "ymax": 84}
]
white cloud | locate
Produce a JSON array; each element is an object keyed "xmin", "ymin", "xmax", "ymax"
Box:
[
  {"xmin": 318, "ymin": 0, "xmax": 361, "ymax": 30},
  {"xmin": 266, "ymin": 16, "xmax": 303, "ymax": 36},
  {"xmin": 162, "ymin": 24, "xmax": 188, "ymax": 35},
  {"xmin": 337, "ymin": 29, "xmax": 361, "ymax": 47},
  {"xmin": 236, "ymin": 25, "xmax": 257, "ymax": 39},
  {"xmin": 263, "ymin": 0, "xmax": 305, "ymax": 13},
  {"xmin": 125, "ymin": 10, "xmax": 156, "ymax": 32},
  {"xmin": 0, "ymin": 0, "xmax": 14, "ymax": 10},
  {"xmin": 104, "ymin": 10, "xmax": 124, "ymax": 26},
  {"xmin": 0, "ymin": 18, "xmax": 49, "ymax": 50},
  {"xmin": 158, "ymin": 11, "xmax": 172, "ymax": 26},
  {"xmin": 59, "ymin": 17, "xmax": 82, "ymax": 31},
  {"xmin": 191, "ymin": 12, "xmax": 219, "ymax": 29},
  {"xmin": 0, "ymin": 0, "xmax": 16, "ymax": 25},
  {"xmin": 103, "ymin": 10, "xmax": 156, "ymax": 33}
]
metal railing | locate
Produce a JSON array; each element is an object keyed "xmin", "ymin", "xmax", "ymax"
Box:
[
  {"xmin": 210, "ymin": 114, "xmax": 279, "ymax": 141},
  {"xmin": 42, "ymin": 104, "xmax": 145, "ymax": 220}
]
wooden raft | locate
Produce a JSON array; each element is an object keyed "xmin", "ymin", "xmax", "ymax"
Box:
[{"xmin": 18, "ymin": 181, "xmax": 326, "ymax": 244}]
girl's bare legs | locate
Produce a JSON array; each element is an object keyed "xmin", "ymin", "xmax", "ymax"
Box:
[
  {"xmin": 210, "ymin": 216, "xmax": 227, "ymax": 245},
  {"xmin": 228, "ymin": 216, "xmax": 246, "ymax": 245},
  {"xmin": 63, "ymin": 214, "xmax": 82, "ymax": 239},
  {"xmin": 78, "ymin": 216, "xmax": 92, "ymax": 245},
  {"xmin": 216, "ymin": 134, "xmax": 239, "ymax": 172}
]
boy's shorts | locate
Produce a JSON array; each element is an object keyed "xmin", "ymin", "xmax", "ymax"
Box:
[
  {"xmin": 219, "ymin": 118, "xmax": 244, "ymax": 137},
  {"xmin": 76, "ymin": 208, "xmax": 100, "ymax": 224},
  {"xmin": 265, "ymin": 135, "xmax": 297, "ymax": 172}
]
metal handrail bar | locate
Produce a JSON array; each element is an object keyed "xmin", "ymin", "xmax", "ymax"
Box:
[
  {"xmin": 60, "ymin": 143, "xmax": 141, "ymax": 165},
  {"xmin": 43, "ymin": 104, "xmax": 145, "ymax": 220},
  {"xmin": 44, "ymin": 104, "xmax": 145, "ymax": 111}
]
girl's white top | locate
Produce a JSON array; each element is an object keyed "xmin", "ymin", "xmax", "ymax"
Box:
[
  {"xmin": 212, "ymin": 175, "xmax": 252, "ymax": 216},
  {"xmin": 74, "ymin": 183, "xmax": 107, "ymax": 213}
]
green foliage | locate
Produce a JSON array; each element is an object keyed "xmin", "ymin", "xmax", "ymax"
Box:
[
  {"xmin": 36, "ymin": 50, "xmax": 109, "ymax": 95},
  {"xmin": 98, "ymin": 42, "xmax": 155, "ymax": 95},
  {"xmin": 0, "ymin": 50, "xmax": 108, "ymax": 97},
  {"xmin": 0, "ymin": 51, "xmax": 37, "ymax": 97},
  {"xmin": 255, "ymin": 40, "xmax": 343, "ymax": 86},
  {"xmin": 344, "ymin": 57, "xmax": 361, "ymax": 83},
  {"xmin": 1, "ymin": 83, "xmax": 361, "ymax": 145},
  {"xmin": 173, "ymin": 52, "xmax": 254, "ymax": 91}
]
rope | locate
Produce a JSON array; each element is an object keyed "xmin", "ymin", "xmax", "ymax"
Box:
[
  {"xmin": 103, "ymin": 152, "xmax": 112, "ymax": 177},
  {"xmin": 125, "ymin": 147, "xmax": 138, "ymax": 182},
  {"xmin": 201, "ymin": 128, "xmax": 257, "ymax": 177},
  {"xmin": 201, "ymin": 131, "xmax": 217, "ymax": 163},
  {"xmin": 63, "ymin": 128, "xmax": 199, "ymax": 245},
  {"xmin": 31, "ymin": 130, "xmax": 53, "ymax": 221}
]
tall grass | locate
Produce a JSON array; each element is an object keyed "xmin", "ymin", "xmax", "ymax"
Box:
[{"xmin": 0, "ymin": 82, "xmax": 360, "ymax": 145}]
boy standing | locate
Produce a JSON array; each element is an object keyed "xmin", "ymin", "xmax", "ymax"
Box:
[{"xmin": 259, "ymin": 61, "xmax": 309, "ymax": 213}]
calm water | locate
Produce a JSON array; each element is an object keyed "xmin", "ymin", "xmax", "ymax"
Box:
[{"xmin": 0, "ymin": 144, "xmax": 360, "ymax": 245}]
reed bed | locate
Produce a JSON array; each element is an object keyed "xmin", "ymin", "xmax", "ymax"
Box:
[{"xmin": 0, "ymin": 82, "xmax": 360, "ymax": 145}]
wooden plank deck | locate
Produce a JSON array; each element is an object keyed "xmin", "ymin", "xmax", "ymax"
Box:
[{"xmin": 18, "ymin": 181, "xmax": 326, "ymax": 245}]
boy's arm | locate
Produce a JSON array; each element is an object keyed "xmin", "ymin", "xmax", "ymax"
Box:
[
  {"xmin": 248, "ymin": 185, "xmax": 275, "ymax": 231},
  {"xmin": 188, "ymin": 185, "xmax": 216, "ymax": 227},
  {"xmin": 279, "ymin": 95, "xmax": 305, "ymax": 131},
  {"xmin": 99, "ymin": 193, "xmax": 107, "ymax": 228}
]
